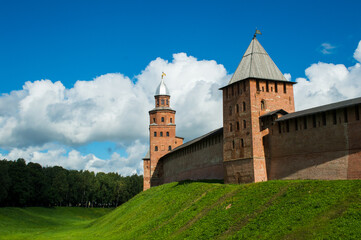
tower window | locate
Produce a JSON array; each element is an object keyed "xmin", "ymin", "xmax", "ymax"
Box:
[
  {"xmin": 322, "ymin": 112, "xmax": 327, "ymax": 125},
  {"xmin": 237, "ymin": 83, "xmax": 240, "ymax": 95},
  {"xmin": 153, "ymin": 118, "xmax": 156, "ymax": 123},
  {"xmin": 243, "ymin": 120, "xmax": 246, "ymax": 128},
  {"xmin": 275, "ymin": 82, "xmax": 278, "ymax": 93},
  {"xmin": 304, "ymin": 117, "xmax": 308, "ymax": 129},
  {"xmin": 229, "ymin": 106, "xmax": 232, "ymax": 116},
  {"xmin": 168, "ymin": 146, "xmax": 172, "ymax": 151},
  {"xmin": 295, "ymin": 118, "xmax": 298, "ymax": 131},
  {"xmin": 166, "ymin": 99, "xmax": 169, "ymax": 105},
  {"xmin": 155, "ymin": 146, "xmax": 158, "ymax": 151},
  {"xmin": 241, "ymin": 139, "xmax": 244, "ymax": 147},
  {"xmin": 344, "ymin": 108, "xmax": 348, "ymax": 123},
  {"xmin": 256, "ymin": 80, "xmax": 260, "ymax": 91},
  {"xmin": 266, "ymin": 81, "xmax": 269, "ymax": 92},
  {"xmin": 161, "ymin": 99, "xmax": 165, "ymax": 105},
  {"xmin": 261, "ymin": 100, "xmax": 265, "ymax": 110},
  {"xmin": 333, "ymin": 110, "xmax": 337, "ymax": 124},
  {"xmin": 236, "ymin": 104, "xmax": 239, "ymax": 113},
  {"xmin": 160, "ymin": 132, "xmax": 163, "ymax": 137},
  {"xmin": 237, "ymin": 121, "xmax": 240, "ymax": 131},
  {"xmin": 161, "ymin": 117, "xmax": 164, "ymax": 122},
  {"xmin": 243, "ymin": 102, "xmax": 246, "ymax": 112},
  {"xmin": 166, "ymin": 132, "xmax": 169, "ymax": 137},
  {"xmin": 243, "ymin": 81, "xmax": 246, "ymax": 91},
  {"xmin": 232, "ymin": 140, "xmax": 235, "ymax": 149},
  {"xmin": 157, "ymin": 100, "xmax": 159, "ymax": 106},
  {"xmin": 229, "ymin": 123, "xmax": 233, "ymax": 132},
  {"xmin": 154, "ymin": 132, "xmax": 157, "ymax": 137},
  {"xmin": 232, "ymin": 85, "xmax": 234, "ymax": 96},
  {"xmin": 286, "ymin": 121, "xmax": 289, "ymax": 132},
  {"xmin": 170, "ymin": 118, "xmax": 173, "ymax": 123},
  {"xmin": 283, "ymin": 83, "xmax": 287, "ymax": 93},
  {"xmin": 262, "ymin": 86, "xmax": 264, "ymax": 92}
]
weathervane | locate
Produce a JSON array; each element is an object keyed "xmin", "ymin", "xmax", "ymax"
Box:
[
  {"xmin": 161, "ymin": 72, "xmax": 166, "ymax": 79},
  {"xmin": 253, "ymin": 29, "xmax": 262, "ymax": 39}
]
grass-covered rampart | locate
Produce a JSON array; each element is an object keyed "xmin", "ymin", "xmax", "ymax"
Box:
[{"xmin": 1, "ymin": 180, "xmax": 361, "ymax": 239}]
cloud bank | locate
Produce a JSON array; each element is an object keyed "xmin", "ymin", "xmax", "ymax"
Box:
[
  {"xmin": 0, "ymin": 41, "xmax": 360, "ymax": 175},
  {"xmin": 294, "ymin": 41, "xmax": 361, "ymax": 110},
  {"xmin": 0, "ymin": 53, "xmax": 229, "ymax": 174}
]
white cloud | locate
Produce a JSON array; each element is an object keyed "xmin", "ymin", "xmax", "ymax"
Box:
[
  {"xmin": 284, "ymin": 73, "xmax": 291, "ymax": 81},
  {"xmin": 354, "ymin": 41, "xmax": 361, "ymax": 62},
  {"xmin": 0, "ymin": 53, "xmax": 230, "ymax": 174},
  {"xmin": 294, "ymin": 40, "xmax": 361, "ymax": 110},
  {"xmin": 2, "ymin": 41, "xmax": 360, "ymax": 175},
  {"xmin": 320, "ymin": 42, "xmax": 336, "ymax": 54}
]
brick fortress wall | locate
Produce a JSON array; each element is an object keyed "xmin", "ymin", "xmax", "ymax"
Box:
[
  {"xmin": 266, "ymin": 104, "xmax": 361, "ymax": 180},
  {"xmin": 160, "ymin": 129, "xmax": 224, "ymax": 184}
]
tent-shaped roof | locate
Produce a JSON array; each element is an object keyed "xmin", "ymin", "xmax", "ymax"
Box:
[{"xmin": 228, "ymin": 37, "xmax": 288, "ymax": 85}]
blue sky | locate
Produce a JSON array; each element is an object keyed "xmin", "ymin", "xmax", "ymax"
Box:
[{"xmin": 0, "ymin": 0, "xmax": 361, "ymax": 174}]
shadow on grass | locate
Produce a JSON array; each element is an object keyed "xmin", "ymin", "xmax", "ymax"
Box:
[{"xmin": 173, "ymin": 179, "xmax": 224, "ymax": 187}]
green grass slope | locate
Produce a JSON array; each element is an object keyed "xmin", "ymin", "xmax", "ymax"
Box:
[{"xmin": 1, "ymin": 180, "xmax": 361, "ymax": 239}]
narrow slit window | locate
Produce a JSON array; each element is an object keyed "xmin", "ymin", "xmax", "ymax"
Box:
[
  {"xmin": 243, "ymin": 102, "xmax": 246, "ymax": 112},
  {"xmin": 170, "ymin": 118, "xmax": 173, "ymax": 123},
  {"xmin": 333, "ymin": 111, "xmax": 337, "ymax": 124},
  {"xmin": 256, "ymin": 80, "xmax": 260, "ymax": 91},
  {"xmin": 283, "ymin": 83, "xmax": 287, "ymax": 93},
  {"xmin": 229, "ymin": 106, "xmax": 232, "ymax": 116},
  {"xmin": 155, "ymin": 146, "xmax": 158, "ymax": 151},
  {"xmin": 295, "ymin": 118, "xmax": 298, "ymax": 131},
  {"xmin": 229, "ymin": 123, "xmax": 233, "ymax": 132},
  {"xmin": 313, "ymin": 115, "xmax": 317, "ymax": 128},
  {"xmin": 243, "ymin": 120, "xmax": 246, "ymax": 129},
  {"xmin": 275, "ymin": 82, "xmax": 278, "ymax": 93},
  {"xmin": 344, "ymin": 108, "xmax": 348, "ymax": 123},
  {"xmin": 322, "ymin": 112, "xmax": 327, "ymax": 125},
  {"xmin": 266, "ymin": 81, "xmax": 269, "ymax": 92},
  {"xmin": 241, "ymin": 139, "xmax": 244, "ymax": 147},
  {"xmin": 304, "ymin": 117, "xmax": 307, "ymax": 129},
  {"xmin": 237, "ymin": 121, "xmax": 240, "ymax": 131},
  {"xmin": 356, "ymin": 105, "xmax": 360, "ymax": 121}
]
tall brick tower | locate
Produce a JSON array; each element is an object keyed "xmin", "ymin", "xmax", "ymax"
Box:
[
  {"xmin": 142, "ymin": 74, "xmax": 183, "ymax": 190},
  {"xmin": 221, "ymin": 33, "xmax": 296, "ymax": 184}
]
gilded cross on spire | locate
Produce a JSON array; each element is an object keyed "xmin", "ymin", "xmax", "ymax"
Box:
[{"xmin": 161, "ymin": 72, "xmax": 166, "ymax": 79}]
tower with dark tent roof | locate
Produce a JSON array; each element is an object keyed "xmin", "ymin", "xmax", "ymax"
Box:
[{"xmin": 220, "ymin": 33, "xmax": 296, "ymax": 183}]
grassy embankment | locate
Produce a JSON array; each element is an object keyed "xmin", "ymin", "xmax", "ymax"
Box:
[{"xmin": 1, "ymin": 180, "xmax": 361, "ymax": 239}]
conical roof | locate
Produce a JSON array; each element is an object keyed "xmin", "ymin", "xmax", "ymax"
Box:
[
  {"xmin": 155, "ymin": 78, "xmax": 170, "ymax": 96},
  {"xmin": 229, "ymin": 37, "xmax": 287, "ymax": 85}
]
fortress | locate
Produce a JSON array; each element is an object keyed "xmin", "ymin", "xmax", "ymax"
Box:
[{"xmin": 142, "ymin": 35, "xmax": 361, "ymax": 190}]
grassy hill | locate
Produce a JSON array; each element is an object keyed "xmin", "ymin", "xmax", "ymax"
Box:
[{"xmin": 1, "ymin": 180, "xmax": 361, "ymax": 239}]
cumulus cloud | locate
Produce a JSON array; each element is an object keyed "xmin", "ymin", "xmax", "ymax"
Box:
[
  {"xmin": 320, "ymin": 42, "xmax": 336, "ymax": 54},
  {"xmin": 284, "ymin": 73, "xmax": 291, "ymax": 81},
  {"xmin": 294, "ymin": 41, "xmax": 361, "ymax": 110},
  {"xmin": 0, "ymin": 53, "xmax": 230, "ymax": 174}
]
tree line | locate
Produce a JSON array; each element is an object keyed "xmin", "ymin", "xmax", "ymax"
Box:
[{"xmin": 0, "ymin": 159, "xmax": 143, "ymax": 207}]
